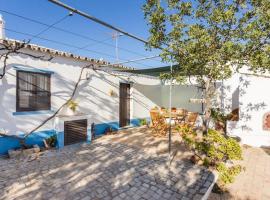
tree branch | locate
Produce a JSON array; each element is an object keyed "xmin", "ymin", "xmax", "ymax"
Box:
[
  {"xmin": 0, "ymin": 40, "xmax": 53, "ymax": 79},
  {"xmin": 25, "ymin": 64, "xmax": 93, "ymax": 138}
]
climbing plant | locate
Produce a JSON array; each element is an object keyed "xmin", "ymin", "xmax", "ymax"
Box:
[{"xmin": 0, "ymin": 40, "xmax": 94, "ymax": 148}]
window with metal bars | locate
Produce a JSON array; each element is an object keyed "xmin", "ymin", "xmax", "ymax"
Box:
[{"xmin": 16, "ymin": 71, "xmax": 51, "ymax": 112}]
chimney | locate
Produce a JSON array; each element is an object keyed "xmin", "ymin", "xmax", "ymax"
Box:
[{"xmin": 0, "ymin": 15, "xmax": 5, "ymax": 40}]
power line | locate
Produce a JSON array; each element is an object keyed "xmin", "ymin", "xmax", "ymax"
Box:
[
  {"xmin": 47, "ymin": 0, "xmax": 173, "ymax": 156},
  {"xmin": 105, "ymin": 55, "xmax": 160, "ymax": 66},
  {"xmin": 29, "ymin": 14, "xmax": 71, "ymax": 41},
  {"xmin": 4, "ymin": 27, "xmax": 155, "ymax": 68},
  {"xmin": 48, "ymin": 0, "xmax": 148, "ymax": 44},
  {"xmin": 0, "ymin": 9, "xmax": 161, "ymax": 61}
]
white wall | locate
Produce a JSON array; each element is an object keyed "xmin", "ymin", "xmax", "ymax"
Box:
[
  {"xmin": 0, "ymin": 46, "xmax": 205, "ymax": 136},
  {"xmin": 161, "ymin": 85, "xmax": 203, "ymax": 113},
  {"xmin": 227, "ymin": 73, "xmax": 270, "ymax": 147},
  {"xmin": 217, "ymin": 73, "xmax": 241, "ymax": 114},
  {"xmin": 0, "ymin": 47, "xmax": 161, "ymax": 135}
]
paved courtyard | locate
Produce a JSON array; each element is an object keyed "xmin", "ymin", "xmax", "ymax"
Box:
[
  {"xmin": 0, "ymin": 127, "xmax": 215, "ymax": 200},
  {"xmin": 209, "ymin": 146, "xmax": 270, "ymax": 200}
]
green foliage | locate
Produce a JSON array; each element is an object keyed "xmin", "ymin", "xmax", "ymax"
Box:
[
  {"xmin": 211, "ymin": 108, "xmax": 228, "ymax": 124},
  {"xmin": 180, "ymin": 126, "xmax": 242, "ymax": 185},
  {"xmin": 46, "ymin": 135, "xmax": 57, "ymax": 148},
  {"xmin": 143, "ymin": 0, "xmax": 270, "ymax": 78},
  {"xmin": 139, "ymin": 118, "xmax": 148, "ymax": 126},
  {"xmin": 144, "ymin": 0, "xmax": 270, "ymax": 133},
  {"xmin": 67, "ymin": 100, "xmax": 78, "ymax": 112},
  {"xmin": 217, "ymin": 163, "xmax": 242, "ymax": 185}
]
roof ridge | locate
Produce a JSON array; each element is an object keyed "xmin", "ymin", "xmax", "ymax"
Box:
[{"xmin": 0, "ymin": 38, "xmax": 135, "ymax": 70}]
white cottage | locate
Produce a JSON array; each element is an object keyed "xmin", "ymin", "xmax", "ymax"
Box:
[
  {"xmin": 0, "ymin": 16, "xmax": 204, "ymax": 155},
  {"xmin": 2, "ymin": 15, "xmax": 268, "ymax": 155}
]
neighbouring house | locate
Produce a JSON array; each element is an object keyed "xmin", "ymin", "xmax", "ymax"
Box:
[{"xmin": 0, "ymin": 16, "xmax": 202, "ymax": 155}]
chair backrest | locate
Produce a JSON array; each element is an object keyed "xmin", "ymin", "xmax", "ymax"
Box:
[
  {"xmin": 186, "ymin": 112, "xmax": 198, "ymax": 124},
  {"xmin": 171, "ymin": 107, "xmax": 177, "ymax": 112},
  {"xmin": 150, "ymin": 110, "xmax": 160, "ymax": 124},
  {"xmin": 160, "ymin": 107, "xmax": 168, "ymax": 115},
  {"xmin": 177, "ymin": 108, "xmax": 187, "ymax": 116}
]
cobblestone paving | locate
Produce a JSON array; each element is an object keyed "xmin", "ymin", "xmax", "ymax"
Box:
[{"xmin": 0, "ymin": 137, "xmax": 214, "ymax": 200}]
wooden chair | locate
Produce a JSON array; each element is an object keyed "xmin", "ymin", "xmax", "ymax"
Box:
[
  {"xmin": 175, "ymin": 108, "xmax": 187, "ymax": 125},
  {"xmin": 150, "ymin": 110, "xmax": 168, "ymax": 136},
  {"xmin": 171, "ymin": 107, "xmax": 177, "ymax": 112},
  {"xmin": 185, "ymin": 112, "xmax": 199, "ymax": 128}
]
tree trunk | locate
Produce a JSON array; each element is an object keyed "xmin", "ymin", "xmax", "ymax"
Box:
[{"xmin": 202, "ymin": 79, "xmax": 214, "ymax": 135}]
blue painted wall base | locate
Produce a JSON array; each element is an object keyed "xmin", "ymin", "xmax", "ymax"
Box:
[
  {"xmin": 0, "ymin": 130, "xmax": 55, "ymax": 155},
  {"xmin": 0, "ymin": 118, "xmax": 150, "ymax": 155}
]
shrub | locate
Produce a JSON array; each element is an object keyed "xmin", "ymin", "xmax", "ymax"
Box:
[
  {"xmin": 179, "ymin": 126, "xmax": 242, "ymax": 185},
  {"xmin": 139, "ymin": 118, "xmax": 147, "ymax": 126},
  {"xmin": 45, "ymin": 135, "xmax": 57, "ymax": 147},
  {"xmin": 216, "ymin": 163, "xmax": 242, "ymax": 185},
  {"xmin": 210, "ymin": 108, "xmax": 228, "ymax": 132}
]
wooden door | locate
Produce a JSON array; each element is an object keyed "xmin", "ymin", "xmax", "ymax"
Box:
[
  {"xmin": 119, "ymin": 83, "xmax": 130, "ymax": 127},
  {"xmin": 64, "ymin": 119, "xmax": 87, "ymax": 145}
]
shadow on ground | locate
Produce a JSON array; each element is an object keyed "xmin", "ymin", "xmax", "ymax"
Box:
[{"xmin": 0, "ymin": 127, "xmax": 215, "ymax": 200}]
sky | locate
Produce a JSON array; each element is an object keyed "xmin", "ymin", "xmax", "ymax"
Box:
[{"xmin": 0, "ymin": 0, "xmax": 164, "ymax": 69}]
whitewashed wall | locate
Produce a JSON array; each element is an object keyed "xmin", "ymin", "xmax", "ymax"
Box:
[
  {"xmin": 227, "ymin": 73, "xmax": 270, "ymax": 147},
  {"xmin": 0, "ymin": 48, "xmax": 161, "ymax": 135},
  {"xmin": 161, "ymin": 85, "xmax": 203, "ymax": 113},
  {"xmin": 0, "ymin": 46, "xmax": 205, "ymax": 137}
]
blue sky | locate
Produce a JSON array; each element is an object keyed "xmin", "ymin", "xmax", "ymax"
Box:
[{"xmin": 0, "ymin": 0, "xmax": 164, "ymax": 68}]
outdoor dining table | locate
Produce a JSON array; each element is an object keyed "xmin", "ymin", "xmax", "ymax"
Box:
[{"xmin": 161, "ymin": 112, "xmax": 186, "ymax": 125}]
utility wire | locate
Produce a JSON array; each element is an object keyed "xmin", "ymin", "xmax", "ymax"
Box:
[
  {"xmin": 104, "ymin": 55, "xmax": 160, "ymax": 66},
  {"xmin": 48, "ymin": 0, "xmax": 148, "ymax": 44},
  {"xmin": 4, "ymin": 27, "xmax": 155, "ymax": 68},
  {"xmin": 29, "ymin": 14, "xmax": 71, "ymax": 41},
  {"xmin": 0, "ymin": 9, "xmax": 161, "ymax": 61}
]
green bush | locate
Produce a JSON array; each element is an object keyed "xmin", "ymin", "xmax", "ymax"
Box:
[
  {"xmin": 180, "ymin": 126, "xmax": 242, "ymax": 185},
  {"xmin": 46, "ymin": 135, "xmax": 57, "ymax": 147},
  {"xmin": 216, "ymin": 163, "xmax": 242, "ymax": 185},
  {"xmin": 139, "ymin": 118, "xmax": 147, "ymax": 126}
]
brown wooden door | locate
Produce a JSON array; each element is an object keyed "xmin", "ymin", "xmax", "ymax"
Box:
[
  {"xmin": 64, "ymin": 119, "xmax": 87, "ymax": 145},
  {"xmin": 119, "ymin": 83, "xmax": 130, "ymax": 127}
]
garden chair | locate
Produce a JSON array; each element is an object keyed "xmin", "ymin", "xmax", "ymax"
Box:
[
  {"xmin": 185, "ymin": 112, "xmax": 199, "ymax": 128},
  {"xmin": 150, "ymin": 110, "xmax": 168, "ymax": 137},
  {"xmin": 175, "ymin": 108, "xmax": 187, "ymax": 125}
]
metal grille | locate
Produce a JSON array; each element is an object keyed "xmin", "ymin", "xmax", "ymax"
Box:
[{"xmin": 64, "ymin": 119, "xmax": 87, "ymax": 145}]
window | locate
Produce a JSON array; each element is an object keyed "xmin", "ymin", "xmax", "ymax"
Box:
[{"xmin": 16, "ymin": 71, "xmax": 51, "ymax": 112}]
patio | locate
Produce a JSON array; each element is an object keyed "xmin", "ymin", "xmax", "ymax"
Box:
[
  {"xmin": 0, "ymin": 127, "xmax": 215, "ymax": 200},
  {"xmin": 209, "ymin": 146, "xmax": 270, "ymax": 200}
]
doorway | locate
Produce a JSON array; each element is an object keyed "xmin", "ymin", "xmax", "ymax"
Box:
[{"xmin": 119, "ymin": 83, "xmax": 130, "ymax": 127}]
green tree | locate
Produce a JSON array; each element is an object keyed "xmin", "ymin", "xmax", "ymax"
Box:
[{"xmin": 143, "ymin": 0, "xmax": 270, "ymax": 133}]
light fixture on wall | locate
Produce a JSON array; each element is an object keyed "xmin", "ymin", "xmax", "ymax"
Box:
[{"xmin": 109, "ymin": 89, "xmax": 116, "ymax": 97}]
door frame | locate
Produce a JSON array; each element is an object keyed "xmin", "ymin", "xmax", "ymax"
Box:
[{"xmin": 119, "ymin": 82, "xmax": 131, "ymax": 127}]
